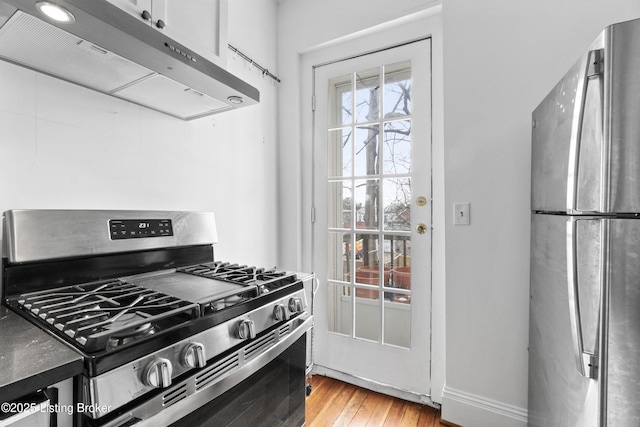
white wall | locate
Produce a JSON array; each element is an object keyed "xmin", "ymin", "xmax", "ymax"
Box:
[
  {"xmin": 0, "ymin": 0, "xmax": 279, "ymax": 266},
  {"xmin": 442, "ymin": 1, "xmax": 640, "ymax": 426}
]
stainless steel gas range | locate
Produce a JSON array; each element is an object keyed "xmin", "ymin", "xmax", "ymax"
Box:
[{"xmin": 1, "ymin": 210, "xmax": 313, "ymax": 426}]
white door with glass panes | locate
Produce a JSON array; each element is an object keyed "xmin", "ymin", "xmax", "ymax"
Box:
[{"xmin": 312, "ymin": 39, "xmax": 432, "ymax": 395}]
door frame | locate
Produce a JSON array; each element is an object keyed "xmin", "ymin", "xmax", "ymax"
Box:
[{"xmin": 299, "ymin": 7, "xmax": 445, "ymax": 404}]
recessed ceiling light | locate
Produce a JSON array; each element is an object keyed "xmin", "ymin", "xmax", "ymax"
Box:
[
  {"xmin": 227, "ymin": 96, "xmax": 244, "ymax": 105},
  {"xmin": 35, "ymin": 2, "xmax": 75, "ymax": 23}
]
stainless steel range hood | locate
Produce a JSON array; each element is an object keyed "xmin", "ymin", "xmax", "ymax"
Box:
[{"xmin": 0, "ymin": 0, "xmax": 259, "ymax": 120}]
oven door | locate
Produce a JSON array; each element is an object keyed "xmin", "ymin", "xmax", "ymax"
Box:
[
  {"xmin": 171, "ymin": 332, "xmax": 307, "ymax": 427},
  {"xmin": 100, "ymin": 314, "xmax": 312, "ymax": 427}
]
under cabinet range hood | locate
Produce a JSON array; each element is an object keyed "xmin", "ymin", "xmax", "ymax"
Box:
[{"xmin": 0, "ymin": 0, "xmax": 259, "ymax": 120}]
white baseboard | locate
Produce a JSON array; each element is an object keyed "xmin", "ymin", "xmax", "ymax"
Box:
[{"xmin": 441, "ymin": 386, "xmax": 528, "ymax": 427}]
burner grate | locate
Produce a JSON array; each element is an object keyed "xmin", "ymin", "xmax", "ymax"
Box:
[
  {"xmin": 17, "ymin": 279, "xmax": 200, "ymax": 352},
  {"xmin": 178, "ymin": 261, "xmax": 297, "ymax": 293}
]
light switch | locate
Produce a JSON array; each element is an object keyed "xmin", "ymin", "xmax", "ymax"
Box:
[{"xmin": 453, "ymin": 203, "xmax": 470, "ymax": 225}]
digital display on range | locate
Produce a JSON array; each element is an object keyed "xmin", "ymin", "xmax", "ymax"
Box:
[{"xmin": 109, "ymin": 219, "xmax": 173, "ymax": 240}]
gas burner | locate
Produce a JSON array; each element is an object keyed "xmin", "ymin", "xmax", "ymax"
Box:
[
  {"xmin": 104, "ymin": 312, "xmax": 153, "ymax": 332},
  {"xmin": 207, "ymin": 290, "xmax": 255, "ymax": 312},
  {"xmin": 107, "ymin": 318, "xmax": 157, "ymax": 350}
]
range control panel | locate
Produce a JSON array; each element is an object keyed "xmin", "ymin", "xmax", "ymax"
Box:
[{"xmin": 109, "ymin": 219, "xmax": 173, "ymax": 240}]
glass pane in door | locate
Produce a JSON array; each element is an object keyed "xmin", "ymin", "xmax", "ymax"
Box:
[
  {"xmin": 383, "ymin": 177, "xmax": 411, "ymax": 231},
  {"xmin": 386, "ymin": 235, "xmax": 411, "ymax": 290},
  {"xmin": 355, "ymin": 126, "xmax": 380, "ymax": 177},
  {"xmin": 329, "ymin": 76, "xmax": 352, "ymax": 127},
  {"xmin": 327, "ymin": 231, "xmax": 350, "ymax": 281},
  {"xmin": 384, "ymin": 299, "xmax": 410, "ymax": 348},
  {"xmin": 355, "ymin": 68, "xmax": 380, "ymax": 123},
  {"xmin": 354, "ymin": 234, "xmax": 381, "ymax": 283},
  {"xmin": 384, "ymin": 62, "xmax": 411, "ymax": 117},
  {"xmin": 328, "ymin": 181, "xmax": 352, "ymax": 229},
  {"xmin": 327, "ymin": 283, "xmax": 352, "ymax": 335},
  {"xmin": 383, "ymin": 120, "xmax": 411, "ymax": 174},
  {"xmin": 355, "ymin": 291, "xmax": 380, "ymax": 341},
  {"xmin": 354, "ymin": 179, "xmax": 379, "ymax": 230},
  {"xmin": 328, "ymin": 128, "xmax": 352, "ymax": 177}
]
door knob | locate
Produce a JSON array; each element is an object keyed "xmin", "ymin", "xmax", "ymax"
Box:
[{"xmin": 416, "ymin": 223, "xmax": 427, "ymax": 234}]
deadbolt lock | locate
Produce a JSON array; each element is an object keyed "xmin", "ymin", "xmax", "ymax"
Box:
[
  {"xmin": 416, "ymin": 223, "xmax": 428, "ymax": 234},
  {"xmin": 416, "ymin": 197, "xmax": 427, "ymax": 206}
]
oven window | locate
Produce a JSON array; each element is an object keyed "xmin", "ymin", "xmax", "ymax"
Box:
[{"xmin": 170, "ymin": 334, "xmax": 306, "ymax": 427}]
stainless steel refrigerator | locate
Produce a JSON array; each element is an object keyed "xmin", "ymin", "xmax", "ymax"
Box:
[{"xmin": 529, "ymin": 18, "xmax": 640, "ymax": 427}]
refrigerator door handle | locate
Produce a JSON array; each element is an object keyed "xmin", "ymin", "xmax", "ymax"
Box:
[
  {"xmin": 566, "ymin": 49, "xmax": 604, "ymax": 213},
  {"xmin": 566, "ymin": 217, "xmax": 598, "ymax": 379}
]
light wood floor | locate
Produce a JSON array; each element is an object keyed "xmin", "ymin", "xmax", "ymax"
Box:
[{"xmin": 305, "ymin": 375, "xmax": 447, "ymax": 426}]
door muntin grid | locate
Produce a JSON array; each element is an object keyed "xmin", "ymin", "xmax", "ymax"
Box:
[{"xmin": 326, "ymin": 62, "xmax": 412, "ymax": 348}]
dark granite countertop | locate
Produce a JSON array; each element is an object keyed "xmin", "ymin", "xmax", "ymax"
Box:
[{"xmin": 0, "ymin": 305, "xmax": 83, "ymax": 403}]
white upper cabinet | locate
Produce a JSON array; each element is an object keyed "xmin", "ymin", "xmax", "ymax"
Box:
[{"xmin": 105, "ymin": 0, "xmax": 228, "ymax": 67}]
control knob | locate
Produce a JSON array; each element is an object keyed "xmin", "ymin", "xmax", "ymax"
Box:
[
  {"xmin": 289, "ymin": 297, "xmax": 304, "ymax": 314},
  {"xmin": 181, "ymin": 342, "xmax": 206, "ymax": 369},
  {"xmin": 273, "ymin": 303, "xmax": 287, "ymax": 321},
  {"xmin": 143, "ymin": 358, "xmax": 173, "ymax": 389},
  {"xmin": 238, "ymin": 319, "xmax": 256, "ymax": 339}
]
